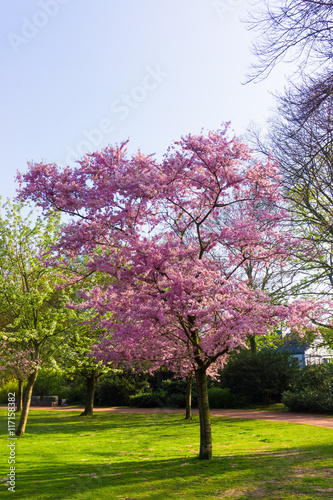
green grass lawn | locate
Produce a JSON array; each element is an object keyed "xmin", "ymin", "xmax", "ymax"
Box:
[{"xmin": 1, "ymin": 409, "xmax": 332, "ymax": 499}]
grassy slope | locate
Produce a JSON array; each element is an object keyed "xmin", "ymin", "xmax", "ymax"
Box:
[{"xmin": 0, "ymin": 409, "xmax": 332, "ymax": 499}]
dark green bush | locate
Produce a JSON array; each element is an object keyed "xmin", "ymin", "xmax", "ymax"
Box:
[
  {"xmin": 0, "ymin": 380, "xmax": 19, "ymax": 404},
  {"xmin": 129, "ymin": 389, "xmax": 167, "ymax": 408},
  {"xmin": 295, "ymin": 363, "xmax": 333, "ymax": 392},
  {"xmin": 161, "ymin": 378, "xmax": 197, "ymax": 408},
  {"xmin": 32, "ymin": 371, "xmax": 79, "ymax": 404},
  {"xmin": 148, "ymin": 369, "xmax": 175, "ymax": 391},
  {"xmin": 282, "ymin": 390, "xmax": 333, "ymax": 413},
  {"xmin": 220, "ymin": 349, "xmax": 300, "ymax": 405},
  {"xmin": 208, "ymin": 387, "xmax": 238, "ymax": 409},
  {"xmin": 31, "ymin": 369, "xmax": 150, "ymax": 407},
  {"xmin": 128, "ymin": 377, "xmax": 198, "ymax": 408},
  {"xmin": 60, "ymin": 377, "xmax": 87, "ymax": 405},
  {"xmin": 95, "ymin": 371, "xmax": 149, "ymax": 406},
  {"xmin": 282, "ymin": 362, "xmax": 333, "ymax": 413}
]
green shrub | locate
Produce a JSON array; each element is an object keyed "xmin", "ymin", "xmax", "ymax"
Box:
[
  {"xmin": 95, "ymin": 371, "xmax": 149, "ymax": 406},
  {"xmin": 129, "ymin": 389, "xmax": 167, "ymax": 408},
  {"xmin": 220, "ymin": 349, "xmax": 300, "ymax": 405},
  {"xmin": 161, "ymin": 378, "xmax": 197, "ymax": 408},
  {"xmin": 128, "ymin": 377, "xmax": 199, "ymax": 408},
  {"xmin": 282, "ymin": 390, "xmax": 333, "ymax": 413},
  {"xmin": 0, "ymin": 380, "xmax": 19, "ymax": 404},
  {"xmin": 61, "ymin": 377, "xmax": 87, "ymax": 405},
  {"xmin": 208, "ymin": 387, "xmax": 238, "ymax": 409},
  {"xmin": 32, "ymin": 370, "xmax": 77, "ymax": 403},
  {"xmin": 295, "ymin": 363, "xmax": 333, "ymax": 392},
  {"xmin": 30, "ymin": 369, "xmax": 150, "ymax": 407},
  {"xmin": 147, "ymin": 369, "xmax": 175, "ymax": 391},
  {"xmin": 281, "ymin": 362, "xmax": 333, "ymax": 414}
]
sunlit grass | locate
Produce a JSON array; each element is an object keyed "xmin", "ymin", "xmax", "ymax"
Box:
[{"xmin": 0, "ymin": 409, "xmax": 332, "ymax": 499}]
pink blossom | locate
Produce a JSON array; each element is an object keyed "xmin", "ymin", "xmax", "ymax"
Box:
[{"xmin": 17, "ymin": 125, "xmax": 328, "ymax": 377}]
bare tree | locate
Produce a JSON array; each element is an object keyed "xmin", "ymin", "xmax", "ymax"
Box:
[
  {"xmin": 250, "ymin": 77, "xmax": 333, "ymax": 297},
  {"xmin": 246, "ymin": 0, "xmax": 333, "ymax": 82},
  {"xmin": 245, "ymin": 1, "xmax": 333, "ymax": 341}
]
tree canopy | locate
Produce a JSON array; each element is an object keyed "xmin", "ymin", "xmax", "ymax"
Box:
[
  {"xmin": 0, "ymin": 200, "xmax": 76, "ymax": 435},
  {"xmin": 18, "ymin": 126, "xmax": 328, "ymax": 458}
]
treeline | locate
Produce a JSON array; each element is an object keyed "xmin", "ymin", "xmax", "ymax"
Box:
[{"xmin": 2, "ymin": 349, "xmax": 332, "ymax": 414}]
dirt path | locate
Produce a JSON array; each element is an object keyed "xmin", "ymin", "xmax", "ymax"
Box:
[{"xmin": 26, "ymin": 406, "xmax": 333, "ymax": 429}]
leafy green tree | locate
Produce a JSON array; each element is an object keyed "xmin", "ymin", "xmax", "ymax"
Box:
[
  {"xmin": 0, "ymin": 200, "xmax": 75, "ymax": 436},
  {"xmin": 58, "ymin": 318, "xmax": 112, "ymax": 416},
  {"xmin": 50, "ymin": 252, "xmax": 117, "ymax": 416}
]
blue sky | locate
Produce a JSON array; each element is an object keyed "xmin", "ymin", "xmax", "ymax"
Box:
[{"xmin": 1, "ymin": 0, "xmax": 287, "ymax": 201}]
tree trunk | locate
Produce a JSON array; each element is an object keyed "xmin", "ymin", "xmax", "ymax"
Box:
[
  {"xmin": 185, "ymin": 373, "xmax": 192, "ymax": 419},
  {"xmin": 80, "ymin": 374, "xmax": 96, "ymax": 416},
  {"xmin": 16, "ymin": 378, "xmax": 23, "ymax": 412},
  {"xmin": 195, "ymin": 366, "xmax": 212, "ymax": 460},
  {"xmin": 15, "ymin": 369, "xmax": 38, "ymax": 436},
  {"xmin": 249, "ymin": 335, "xmax": 257, "ymax": 354}
]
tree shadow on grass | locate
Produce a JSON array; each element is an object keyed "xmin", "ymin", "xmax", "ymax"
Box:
[
  {"xmin": 1, "ymin": 411, "xmax": 332, "ymax": 498},
  {"xmin": 7, "ymin": 443, "xmax": 333, "ymax": 500},
  {"xmin": 0, "ymin": 410, "xmax": 197, "ymax": 438}
]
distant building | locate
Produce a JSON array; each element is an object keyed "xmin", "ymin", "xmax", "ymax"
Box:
[
  {"xmin": 304, "ymin": 338, "xmax": 333, "ymax": 366},
  {"xmin": 276, "ymin": 334, "xmax": 333, "ymax": 367}
]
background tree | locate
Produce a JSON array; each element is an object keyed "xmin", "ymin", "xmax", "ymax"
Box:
[
  {"xmin": 58, "ymin": 315, "xmax": 112, "ymax": 416},
  {"xmin": 247, "ymin": 1, "xmax": 333, "ymax": 327},
  {"xmin": 213, "ymin": 201, "xmax": 303, "ymax": 353},
  {"xmin": 254, "ymin": 92, "xmax": 333, "ymax": 296},
  {"xmin": 246, "ymin": 0, "xmax": 333, "ymax": 82},
  {"xmin": 18, "ymin": 127, "xmax": 326, "ymax": 459},
  {"xmin": 0, "ymin": 200, "xmax": 75, "ymax": 436},
  {"xmin": 0, "ymin": 342, "xmax": 38, "ymax": 411},
  {"xmin": 49, "ymin": 249, "xmax": 118, "ymax": 416}
]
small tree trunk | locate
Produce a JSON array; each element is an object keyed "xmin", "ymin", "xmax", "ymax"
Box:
[
  {"xmin": 249, "ymin": 335, "xmax": 257, "ymax": 354},
  {"xmin": 195, "ymin": 366, "xmax": 212, "ymax": 460},
  {"xmin": 15, "ymin": 370, "xmax": 38, "ymax": 436},
  {"xmin": 16, "ymin": 378, "xmax": 24, "ymax": 412},
  {"xmin": 80, "ymin": 374, "xmax": 96, "ymax": 416},
  {"xmin": 185, "ymin": 373, "xmax": 192, "ymax": 419}
]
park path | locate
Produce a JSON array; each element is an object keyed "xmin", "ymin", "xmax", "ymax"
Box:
[{"xmin": 26, "ymin": 406, "xmax": 333, "ymax": 429}]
